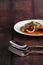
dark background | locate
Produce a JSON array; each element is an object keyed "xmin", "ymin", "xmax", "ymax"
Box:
[{"xmin": 0, "ymin": 0, "xmax": 43, "ymax": 65}]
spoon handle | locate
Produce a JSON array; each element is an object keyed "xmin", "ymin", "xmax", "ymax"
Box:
[{"xmin": 29, "ymin": 45, "xmax": 43, "ymax": 48}]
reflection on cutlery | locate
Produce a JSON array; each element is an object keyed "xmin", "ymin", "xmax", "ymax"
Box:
[
  {"xmin": 9, "ymin": 41, "xmax": 27, "ymax": 49},
  {"xmin": 8, "ymin": 45, "xmax": 43, "ymax": 56},
  {"xmin": 8, "ymin": 40, "xmax": 43, "ymax": 56},
  {"xmin": 8, "ymin": 46, "xmax": 25, "ymax": 56},
  {"xmin": 9, "ymin": 40, "xmax": 43, "ymax": 50}
]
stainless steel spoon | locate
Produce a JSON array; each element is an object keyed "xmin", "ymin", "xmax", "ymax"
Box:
[{"xmin": 9, "ymin": 40, "xmax": 43, "ymax": 50}]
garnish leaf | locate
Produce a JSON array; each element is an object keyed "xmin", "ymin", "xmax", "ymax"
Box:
[{"xmin": 30, "ymin": 21, "xmax": 40, "ymax": 26}]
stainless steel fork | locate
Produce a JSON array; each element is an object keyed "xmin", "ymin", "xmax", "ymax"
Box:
[{"xmin": 8, "ymin": 45, "xmax": 43, "ymax": 56}]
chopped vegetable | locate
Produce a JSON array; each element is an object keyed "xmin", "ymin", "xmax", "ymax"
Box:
[{"xmin": 30, "ymin": 21, "xmax": 40, "ymax": 26}]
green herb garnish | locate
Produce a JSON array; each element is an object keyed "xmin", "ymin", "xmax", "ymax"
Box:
[{"xmin": 30, "ymin": 21, "xmax": 40, "ymax": 26}]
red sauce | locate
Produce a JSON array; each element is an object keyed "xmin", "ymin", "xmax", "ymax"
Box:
[{"xmin": 20, "ymin": 26, "xmax": 43, "ymax": 35}]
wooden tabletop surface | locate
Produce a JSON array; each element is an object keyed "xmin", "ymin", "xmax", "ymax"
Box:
[{"xmin": 12, "ymin": 30, "xmax": 43, "ymax": 65}]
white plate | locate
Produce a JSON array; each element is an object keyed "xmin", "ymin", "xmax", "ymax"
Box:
[{"xmin": 14, "ymin": 19, "xmax": 43, "ymax": 36}]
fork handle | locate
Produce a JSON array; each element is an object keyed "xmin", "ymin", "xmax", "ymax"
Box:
[
  {"xmin": 29, "ymin": 50, "xmax": 43, "ymax": 54},
  {"xmin": 25, "ymin": 50, "xmax": 43, "ymax": 56}
]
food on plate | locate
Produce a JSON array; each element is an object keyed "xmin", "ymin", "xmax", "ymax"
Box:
[{"xmin": 20, "ymin": 21, "xmax": 43, "ymax": 34}]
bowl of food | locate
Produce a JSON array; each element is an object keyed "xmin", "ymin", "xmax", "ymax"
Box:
[{"xmin": 14, "ymin": 19, "xmax": 43, "ymax": 36}]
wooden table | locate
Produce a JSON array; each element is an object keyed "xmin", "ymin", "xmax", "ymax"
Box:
[
  {"xmin": 12, "ymin": 30, "xmax": 43, "ymax": 65},
  {"xmin": 0, "ymin": 29, "xmax": 43, "ymax": 65}
]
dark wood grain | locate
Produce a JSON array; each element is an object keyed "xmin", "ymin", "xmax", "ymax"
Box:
[
  {"xmin": 13, "ymin": 0, "xmax": 33, "ymax": 23},
  {"xmin": 11, "ymin": 0, "xmax": 43, "ymax": 65},
  {"xmin": 12, "ymin": 31, "xmax": 43, "ymax": 65},
  {"xmin": 34, "ymin": 0, "xmax": 43, "ymax": 19},
  {"xmin": 0, "ymin": 29, "xmax": 12, "ymax": 65},
  {"xmin": 0, "ymin": 0, "xmax": 43, "ymax": 65},
  {"xmin": 0, "ymin": 0, "xmax": 13, "ymax": 29}
]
